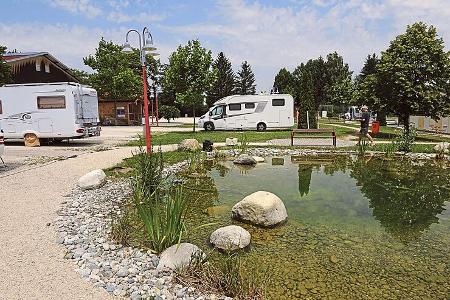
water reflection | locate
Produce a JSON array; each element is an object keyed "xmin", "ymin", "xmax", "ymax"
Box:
[
  {"xmin": 298, "ymin": 165, "xmax": 313, "ymax": 196},
  {"xmin": 350, "ymin": 158, "xmax": 449, "ymax": 242}
]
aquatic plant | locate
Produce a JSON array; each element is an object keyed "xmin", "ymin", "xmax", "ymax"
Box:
[
  {"xmin": 238, "ymin": 132, "xmax": 250, "ymax": 154},
  {"xmin": 175, "ymin": 251, "xmax": 268, "ymax": 299},
  {"xmin": 394, "ymin": 125, "xmax": 417, "ymax": 152}
]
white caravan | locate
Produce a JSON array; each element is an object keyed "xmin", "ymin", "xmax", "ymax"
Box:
[
  {"xmin": 0, "ymin": 82, "xmax": 101, "ymax": 146},
  {"xmin": 198, "ymin": 94, "xmax": 294, "ymax": 131}
]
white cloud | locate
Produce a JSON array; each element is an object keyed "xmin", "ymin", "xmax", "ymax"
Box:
[
  {"xmin": 107, "ymin": 11, "xmax": 166, "ymax": 24},
  {"xmin": 48, "ymin": 0, "xmax": 101, "ymax": 18},
  {"xmin": 0, "ymin": 23, "xmax": 172, "ymax": 72},
  {"xmin": 165, "ymin": 0, "xmax": 450, "ymax": 90}
]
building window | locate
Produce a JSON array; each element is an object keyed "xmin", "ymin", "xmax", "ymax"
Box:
[
  {"xmin": 229, "ymin": 103, "xmax": 241, "ymax": 111},
  {"xmin": 272, "ymin": 99, "xmax": 285, "ymax": 106},
  {"xmin": 116, "ymin": 107, "xmax": 126, "ymax": 118},
  {"xmin": 245, "ymin": 103, "xmax": 255, "ymax": 109},
  {"xmin": 37, "ymin": 96, "xmax": 66, "ymax": 109}
]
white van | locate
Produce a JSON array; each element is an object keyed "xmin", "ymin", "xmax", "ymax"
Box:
[
  {"xmin": 0, "ymin": 82, "xmax": 100, "ymax": 146},
  {"xmin": 198, "ymin": 94, "xmax": 294, "ymax": 131}
]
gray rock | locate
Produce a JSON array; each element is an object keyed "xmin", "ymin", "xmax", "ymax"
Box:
[
  {"xmin": 157, "ymin": 243, "xmax": 205, "ymax": 271},
  {"xmin": 233, "ymin": 154, "xmax": 257, "ymax": 165},
  {"xmin": 106, "ymin": 283, "xmax": 117, "ymax": 293},
  {"xmin": 232, "ymin": 191, "xmax": 288, "ymax": 227},
  {"xmin": 210, "ymin": 225, "xmax": 251, "ymax": 251},
  {"xmin": 116, "ymin": 268, "xmax": 129, "ymax": 277},
  {"xmin": 77, "ymin": 169, "xmax": 106, "ymax": 190},
  {"xmin": 177, "ymin": 139, "xmax": 201, "ymax": 152},
  {"xmin": 252, "ymin": 156, "xmax": 265, "ymax": 163}
]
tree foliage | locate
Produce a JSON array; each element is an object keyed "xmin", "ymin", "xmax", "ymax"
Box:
[
  {"xmin": 84, "ymin": 38, "xmax": 142, "ymax": 102},
  {"xmin": 234, "ymin": 61, "xmax": 256, "ymax": 95},
  {"xmin": 273, "ymin": 68, "xmax": 293, "ymax": 94},
  {"xmin": 158, "ymin": 105, "xmax": 180, "ymax": 122},
  {"xmin": 0, "ymin": 45, "xmax": 12, "ymax": 85},
  {"xmin": 164, "ymin": 40, "xmax": 213, "ymax": 131},
  {"xmin": 208, "ymin": 52, "xmax": 235, "ymax": 106},
  {"xmin": 377, "ymin": 22, "xmax": 450, "ymax": 128},
  {"xmin": 69, "ymin": 68, "xmax": 91, "ymax": 85},
  {"xmin": 292, "ymin": 64, "xmax": 317, "ymax": 128}
]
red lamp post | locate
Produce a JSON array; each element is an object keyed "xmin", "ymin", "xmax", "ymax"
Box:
[{"xmin": 123, "ymin": 27, "xmax": 157, "ymax": 154}]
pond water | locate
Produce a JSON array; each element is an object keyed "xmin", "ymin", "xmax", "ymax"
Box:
[{"xmin": 182, "ymin": 155, "xmax": 450, "ymax": 299}]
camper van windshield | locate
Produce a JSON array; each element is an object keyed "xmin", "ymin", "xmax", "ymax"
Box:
[{"xmin": 211, "ymin": 106, "xmax": 223, "ymax": 116}]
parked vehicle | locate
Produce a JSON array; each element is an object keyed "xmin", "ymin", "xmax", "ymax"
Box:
[
  {"xmin": 344, "ymin": 106, "xmax": 377, "ymax": 121},
  {"xmin": 0, "ymin": 82, "xmax": 101, "ymax": 146},
  {"xmin": 198, "ymin": 94, "xmax": 294, "ymax": 131}
]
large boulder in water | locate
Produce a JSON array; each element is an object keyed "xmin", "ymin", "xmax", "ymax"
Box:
[
  {"xmin": 157, "ymin": 243, "xmax": 204, "ymax": 271},
  {"xmin": 232, "ymin": 191, "xmax": 287, "ymax": 227},
  {"xmin": 78, "ymin": 169, "xmax": 106, "ymax": 190},
  {"xmin": 178, "ymin": 139, "xmax": 201, "ymax": 152},
  {"xmin": 210, "ymin": 225, "xmax": 251, "ymax": 251},
  {"xmin": 233, "ymin": 154, "xmax": 257, "ymax": 165}
]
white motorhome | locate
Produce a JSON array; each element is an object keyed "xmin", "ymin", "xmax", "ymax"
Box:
[
  {"xmin": 198, "ymin": 94, "xmax": 294, "ymax": 131},
  {"xmin": 0, "ymin": 82, "xmax": 100, "ymax": 146}
]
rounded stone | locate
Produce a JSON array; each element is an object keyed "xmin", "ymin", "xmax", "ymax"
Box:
[
  {"xmin": 177, "ymin": 139, "xmax": 201, "ymax": 152},
  {"xmin": 210, "ymin": 225, "xmax": 251, "ymax": 251},
  {"xmin": 233, "ymin": 154, "xmax": 257, "ymax": 165},
  {"xmin": 77, "ymin": 169, "xmax": 106, "ymax": 190},
  {"xmin": 156, "ymin": 243, "xmax": 204, "ymax": 271},
  {"xmin": 232, "ymin": 191, "xmax": 288, "ymax": 227},
  {"xmin": 252, "ymin": 156, "xmax": 265, "ymax": 163}
]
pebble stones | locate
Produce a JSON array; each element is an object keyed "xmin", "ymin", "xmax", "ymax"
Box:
[{"xmin": 55, "ymin": 161, "xmax": 216, "ymax": 299}]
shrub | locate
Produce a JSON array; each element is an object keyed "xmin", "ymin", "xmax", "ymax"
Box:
[
  {"xmin": 159, "ymin": 105, "xmax": 181, "ymax": 122},
  {"xmin": 394, "ymin": 125, "xmax": 417, "ymax": 152}
]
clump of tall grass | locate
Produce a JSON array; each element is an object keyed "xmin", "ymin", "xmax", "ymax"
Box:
[
  {"xmin": 175, "ymin": 252, "xmax": 268, "ymax": 299},
  {"xmin": 395, "ymin": 125, "xmax": 417, "ymax": 152},
  {"xmin": 238, "ymin": 133, "xmax": 250, "ymax": 155},
  {"xmin": 131, "ymin": 146, "xmax": 188, "ymax": 254}
]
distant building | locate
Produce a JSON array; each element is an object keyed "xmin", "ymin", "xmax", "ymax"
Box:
[{"xmin": 2, "ymin": 52, "xmax": 79, "ymax": 83}]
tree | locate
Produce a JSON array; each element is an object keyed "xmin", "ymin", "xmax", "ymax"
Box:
[
  {"xmin": 69, "ymin": 68, "xmax": 90, "ymax": 85},
  {"xmin": 164, "ymin": 40, "xmax": 213, "ymax": 131},
  {"xmin": 353, "ymin": 54, "xmax": 387, "ymax": 125},
  {"xmin": 84, "ymin": 38, "xmax": 142, "ymax": 124},
  {"xmin": 0, "ymin": 45, "xmax": 12, "ymax": 85},
  {"xmin": 273, "ymin": 68, "xmax": 294, "ymax": 94},
  {"xmin": 292, "ymin": 64, "xmax": 317, "ymax": 129},
  {"xmin": 377, "ymin": 22, "xmax": 450, "ymax": 130},
  {"xmin": 207, "ymin": 52, "xmax": 235, "ymax": 107},
  {"xmin": 158, "ymin": 105, "xmax": 180, "ymax": 122},
  {"xmin": 324, "ymin": 52, "xmax": 353, "ymax": 106},
  {"xmin": 234, "ymin": 61, "xmax": 256, "ymax": 95}
]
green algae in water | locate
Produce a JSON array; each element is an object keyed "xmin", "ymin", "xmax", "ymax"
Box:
[{"xmin": 182, "ymin": 156, "xmax": 450, "ymax": 299}]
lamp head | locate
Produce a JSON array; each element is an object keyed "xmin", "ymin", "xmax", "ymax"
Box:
[{"xmin": 122, "ymin": 42, "xmax": 133, "ymax": 53}]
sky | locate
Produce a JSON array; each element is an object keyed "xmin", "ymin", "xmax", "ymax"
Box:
[{"xmin": 1, "ymin": 0, "xmax": 449, "ymax": 91}]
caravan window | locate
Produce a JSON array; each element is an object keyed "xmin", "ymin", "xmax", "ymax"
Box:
[
  {"xmin": 211, "ymin": 106, "xmax": 224, "ymax": 116},
  {"xmin": 245, "ymin": 103, "xmax": 255, "ymax": 109},
  {"xmin": 229, "ymin": 103, "xmax": 241, "ymax": 111},
  {"xmin": 0, "ymin": 100, "xmax": 2, "ymax": 114},
  {"xmin": 37, "ymin": 96, "xmax": 66, "ymax": 109},
  {"xmin": 272, "ymin": 99, "xmax": 285, "ymax": 106}
]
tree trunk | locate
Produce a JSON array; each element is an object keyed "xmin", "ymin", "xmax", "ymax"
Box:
[
  {"xmin": 376, "ymin": 110, "xmax": 387, "ymax": 126},
  {"xmin": 192, "ymin": 107, "xmax": 196, "ymax": 132}
]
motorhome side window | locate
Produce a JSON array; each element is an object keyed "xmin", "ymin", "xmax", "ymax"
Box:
[
  {"xmin": 229, "ymin": 103, "xmax": 241, "ymax": 111},
  {"xmin": 37, "ymin": 96, "xmax": 66, "ymax": 109},
  {"xmin": 272, "ymin": 99, "xmax": 285, "ymax": 106},
  {"xmin": 212, "ymin": 106, "xmax": 223, "ymax": 116},
  {"xmin": 245, "ymin": 103, "xmax": 255, "ymax": 109},
  {"xmin": 0, "ymin": 100, "xmax": 2, "ymax": 114}
]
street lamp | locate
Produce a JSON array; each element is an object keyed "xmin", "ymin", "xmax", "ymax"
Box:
[{"xmin": 122, "ymin": 27, "xmax": 157, "ymax": 154}]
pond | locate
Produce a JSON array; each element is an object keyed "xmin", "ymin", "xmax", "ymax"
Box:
[{"xmin": 181, "ymin": 155, "xmax": 450, "ymax": 299}]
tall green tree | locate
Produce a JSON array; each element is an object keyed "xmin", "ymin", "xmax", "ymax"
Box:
[
  {"xmin": 207, "ymin": 52, "xmax": 235, "ymax": 107},
  {"xmin": 84, "ymin": 38, "xmax": 142, "ymax": 124},
  {"xmin": 292, "ymin": 64, "xmax": 317, "ymax": 129},
  {"xmin": 69, "ymin": 68, "xmax": 90, "ymax": 85},
  {"xmin": 324, "ymin": 52, "xmax": 353, "ymax": 106},
  {"xmin": 0, "ymin": 45, "xmax": 12, "ymax": 85},
  {"xmin": 353, "ymin": 54, "xmax": 387, "ymax": 125},
  {"xmin": 234, "ymin": 61, "xmax": 256, "ymax": 95},
  {"xmin": 164, "ymin": 40, "xmax": 213, "ymax": 131},
  {"xmin": 377, "ymin": 22, "xmax": 450, "ymax": 130},
  {"xmin": 273, "ymin": 68, "xmax": 294, "ymax": 94}
]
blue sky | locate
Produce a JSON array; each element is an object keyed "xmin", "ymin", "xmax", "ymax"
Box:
[{"xmin": 1, "ymin": 0, "xmax": 449, "ymax": 90}]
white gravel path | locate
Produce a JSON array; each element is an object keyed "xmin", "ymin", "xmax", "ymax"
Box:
[{"xmin": 0, "ymin": 146, "xmax": 175, "ymax": 299}]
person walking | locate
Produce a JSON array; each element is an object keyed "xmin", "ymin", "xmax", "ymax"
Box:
[{"xmin": 357, "ymin": 105, "xmax": 374, "ymax": 146}]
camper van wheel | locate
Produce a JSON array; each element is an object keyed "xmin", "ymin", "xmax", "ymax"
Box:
[
  {"xmin": 204, "ymin": 122, "xmax": 215, "ymax": 131},
  {"xmin": 24, "ymin": 133, "xmax": 40, "ymax": 147},
  {"xmin": 256, "ymin": 122, "xmax": 267, "ymax": 132}
]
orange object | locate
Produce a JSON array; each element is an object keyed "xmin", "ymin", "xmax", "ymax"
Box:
[{"xmin": 371, "ymin": 121, "xmax": 380, "ymax": 134}]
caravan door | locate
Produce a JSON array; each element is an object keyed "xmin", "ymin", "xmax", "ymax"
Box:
[{"xmin": 210, "ymin": 105, "xmax": 226, "ymax": 129}]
